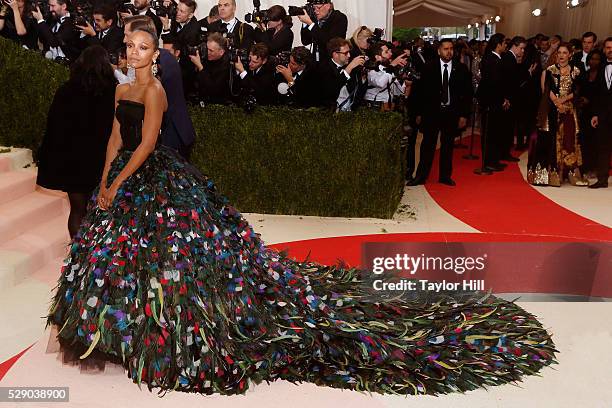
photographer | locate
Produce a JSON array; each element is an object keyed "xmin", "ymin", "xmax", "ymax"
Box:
[
  {"xmin": 253, "ymin": 5, "xmax": 293, "ymax": 56},
  {"xmin": 317, "ymin": 37, "xmax": 365, "ymax": 110},
  {"xmin": 0, "ymin": 0, "xmax": 38, "ymax": 49},
  {"xmin": 77, "ymin": 3, "xmax": 124, "ymax": 55},
  {"xmin": 119, "ymin": 0, "xmax": 162, "ymax": 39},
  {"xmin": 190, "ymin": 32, "xmax": 233, "ymax": 105},
  {"xmin": 297, "ymin": 0, "xmax": 347, "ymax": 63},
  {"xmin": 363, "ymin": 41, "xmax": 408, "ymax": 108},
  {"xmin": 33, "ymin": 0, "xmax": 82, "ymax": 63},
  {"xmin": 160, "ymin": 0, "xmax": 200, "ymax": 98},
  {"xmin": 234, "ymin": 42, "xmax": 276, "ymax": 105},
  {"xmin": 275, "ymin": 46, "xmax": 318, "ymax": 107},
  {"xmin": 199, "ymin": 5, "xmax": 219, "ymax": 31},
  {"xmin": 349, "ymin": 25, "xmax": 372, "ymax": 59},
  {"xmin": 207, "ymin": 0, "xmax": 254, "ymax": 51}
]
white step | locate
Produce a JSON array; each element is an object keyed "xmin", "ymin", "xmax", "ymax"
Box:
[
  {"xmin": 0, "ymin": 147, "xmax": 34, "ymax": 173},
  {"xmin": 0, "ymin": 169, "xmax": 37, "ymax": 206}
]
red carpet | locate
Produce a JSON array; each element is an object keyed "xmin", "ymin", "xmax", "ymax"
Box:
[
  {"xmin": 0, "ymin": 343, "xmax": 34, "ymax": 382},
  {"xmin": 424, "ymin": 134, "xmax": 612, "ymax": 241}
]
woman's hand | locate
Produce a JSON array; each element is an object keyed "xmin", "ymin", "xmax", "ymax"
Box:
[{"xmin": 97, "ymin": 182, "xmax": 119, "ymax": 211}]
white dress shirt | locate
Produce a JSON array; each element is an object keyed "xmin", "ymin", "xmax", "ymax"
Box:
[{"xmin": 605, "ymin": 61, "xmax": 612, "ymax": 90}]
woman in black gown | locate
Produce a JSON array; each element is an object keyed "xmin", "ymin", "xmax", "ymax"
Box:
[
  {"xmin": 46, "ymin": 27, "xmax": 557, "ymax": 396},
  {"xmin": 36, "ymin": 45, "xmax": 117, "ymax": 238}
]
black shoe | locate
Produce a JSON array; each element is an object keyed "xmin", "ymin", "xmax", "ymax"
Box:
[
  {"xmin": 439, "ymin": 178, "xmax": 456, "ymax": 186},
  {"xmin": 588, "ymin": 181, "xmax": 609, "ymax": 189},
  {"xmin": 485, "ymin": 164, "xmax": 504, "ymax": 172},
  {"xmin": 501, "ymin": 155, "xmax": 520, "ymax": 162},
  {"xmin": 407, "ymin": 177, "xmax": 425, "ymax": 186}
]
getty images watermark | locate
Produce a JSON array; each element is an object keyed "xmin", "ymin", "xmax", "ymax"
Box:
[{"xmin": 370, "ymin": 252, "xmax": 487, "ymax": 293}]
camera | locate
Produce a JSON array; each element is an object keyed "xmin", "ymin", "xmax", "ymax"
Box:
[
  {"xmin": 118, "ymin": 0, "xmax": 136, "ymax": 15},
  {"xmin": 288, "ymin": 0, "xmax": 326, "ymax": 22},
  {"xmin": 271, "ymin": 50, "xmax": 291, "ymax": 67},
  {"xmin": 151, "ymin": 0, "xmax": 176, "ymax": 20},
  {"xmin": 72, "ymin": 1, "xmax": 92, "ymax": 27},
  {"xmin": 231, "ymin": 48, "xmax": 249, "ymax": 67},
  {"xmin": 366, "ymin": 28, "xmax": 385, "ymax": 46},
  {"xmin": 244, "ymin": 0, "xmax": 269, "ymax": 25}
]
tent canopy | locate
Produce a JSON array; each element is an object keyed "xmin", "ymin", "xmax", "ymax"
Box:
[{"xmin": 393, "ymin": 0, "xmax": 524, "ymax": 28}]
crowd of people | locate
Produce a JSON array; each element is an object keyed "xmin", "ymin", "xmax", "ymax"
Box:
[{"xmin": 2, "ymin": 0, "xmax": 611, "ymax": 193}]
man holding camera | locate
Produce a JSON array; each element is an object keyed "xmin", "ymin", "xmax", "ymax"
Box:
[
  {"xmin": 190, "ymin": 32, "xmax": 233, "ymax": 105},
  {"xmin": 206, "ymin": 0, "xmax": 254, "ymax": 51},
  {"xmin": 160, "ymin": 0, "xmax": 200, "ymax": 99},
  {"xmin": 234, "ymin": 42, "xmax": 276, "ymax": 105},
  {"xmin": 298, "ymin": 0, "xmax": 347, "ymax": 63},
  {"xmin": 363, "ymin": 41, "xmax": 408, "ymax": 108},
  {"xmin": 408, "ymin": 39, "xmax": 472, "ymax": 187},
  {"xmin": 33, "ymin": 0, "xmax": 81, "ymax": 62},
  {"xmin": 317, "ymin": 37, "xmax": 365, "ymax": 110},
  {"xmin": 119, "ymin": 0, "xmax": 163, "ymax": 39},
  {"xmin": 77, "ymin": 3, "xmax": 123, "ymax": 55},
  {"xmin": 276, "ymin": 46, "xmax": 318, "ymax": 107}
]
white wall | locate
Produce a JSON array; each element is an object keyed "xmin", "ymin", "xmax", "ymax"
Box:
[{"xmin": 193, "ymin": 0, "xmax": 391, "ymax": 46}]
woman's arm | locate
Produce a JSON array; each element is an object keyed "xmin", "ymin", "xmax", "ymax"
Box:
[{"xmin": 106, "ymin": 85, "xmax": 166, "ymax": 193}]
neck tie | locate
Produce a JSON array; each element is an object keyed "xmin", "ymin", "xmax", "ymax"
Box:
[
  {"xmin": 224, "ymin": 22, "xmax": 230, "ymax": 33},
  {"xmin": 442, "ymin": 63, "xmax": 449, "ymax": 105}
]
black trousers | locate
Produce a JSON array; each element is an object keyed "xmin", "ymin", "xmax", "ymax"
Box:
[
  {"xmin": 500, "ymin": 109, "xmax": 515, "ymax": 158},
  {"xmin": 481, "ymin": 108, "xmax": 503, "ymax": 167},
  {"xmin": 595, "ymin": 119, "xmax": 612, "ymax": 183},
  {"xmin": 415, "ymin": 108, "xmax": 457, "ymax": 181}
]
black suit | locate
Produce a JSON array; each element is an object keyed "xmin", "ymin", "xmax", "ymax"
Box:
[
  {"xmin": 145, "ymin": 9, "xmax": 163, "ymax": 39},
  {"xmin": 500, "ymin": 50, "xmax": 523, "ymax": 157},
  {"xmin": 82, "ymin": 25, "xmax": 124, "ymax": 55},
  {"xmin": 37, "ymin": 16, "xmax": 82, "ymax": 62},
  {"xmin": 196, "ymin": 54, "xmax": 233, "ymax": 105},
  {"xmin": 592, "ymin": 63, "xmax": 612, "ymax": 184},
  {"xmin": 315, "ymin": 59, "xmax": 352, "ymax": 109},
  {"xmin": 300, "ymin": 9, "xmax": 347, "ymax": 62},
  {"xmin": 253, "ymin": 26, "xmax": 293, "ymax": 56},
  {"xmin": 413, "ymin": 59, "xmax": 472, "ymax": 182},
  {"xmin": 239, "ymin": 62, "xmax": 276, "ymax": 105},
  {"xmin": 163, "ymin": 17, "xmax": 202, "ymax": 99},
  {"xmin": 571, "ymin": 51, "xmax": 588, "ymax": 74},
  {"xmin": 276, "ymin": 65, "xmax": 319, "ymax": 107},
  {"xmin": 477, "ymin": 52, "xmax": 506, "ymax": 167},
  {"xmin": 207, "ymin": 19, "xmax": 254, "ymax": 50}
]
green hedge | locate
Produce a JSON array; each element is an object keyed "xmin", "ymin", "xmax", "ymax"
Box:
[{"xmin": 0, "ymin": 37, "xmax": 405, "ymax": 218}]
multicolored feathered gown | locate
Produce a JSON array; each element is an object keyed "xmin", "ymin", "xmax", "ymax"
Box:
[{"xmin": 47, "ymin": 99, "xmax": 557, "ymax": 396}]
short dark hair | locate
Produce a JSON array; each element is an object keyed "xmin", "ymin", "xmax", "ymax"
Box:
[
  {"xmin": 367, "ymin": 41, "xmax": 389, "ymax": 59},
  {"xmin": 540, "ymin": 35, "xmax": 550, "ymax": 42},
  {"xmin": 163, "ymin": 35, "xmax": 184, "ymax": 53},
  {"xmin": 209, "ymin": 5, "xmax": 219, "ymax": 17},
  {"xmin": 179, "ymin": 0, "xmax": 197, "ymax": 13},
  {"xmin": 553, "ymin": 34, "xmax": 562, "ymax": 42},
  {"xmin": 604, "ymin": 36, "xmax": 612, "ymax": 47},
  {"xmin": 327, "ymin": 37, "xmax": 350, "ymax": 54},
  {"xmin": 583, "ymin": 31, "xmax": 597, "ymax": 42},
  {"xmin": 586, "ymin": 48, "xmax": 604, "ymax": 65},
  {"xmin": 250, "ymin": 42, "xmax": 269, "ymax": 60},
  {"xmin": 291, "ymin": 46, "xmax": 312, "ymax": 66},
  {"xmin": 93, "ymin": 3, "xmax": 117, "ymax": 23},
  {"xmin": 438, "ymin": 38, "xmax": 453, "ymax": 48},
  {"xmin": 511, "ymin": 36, "xmax": 527, "ymax": 47}
]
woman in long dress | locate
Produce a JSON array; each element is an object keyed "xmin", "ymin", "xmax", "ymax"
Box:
[
  {"xmin": 46, "ymin": 26, "xmax": 557, "ymax": 396},
  {"xmin": 528, "ymin": 43, "xmax": 587, "ymax": 187}
]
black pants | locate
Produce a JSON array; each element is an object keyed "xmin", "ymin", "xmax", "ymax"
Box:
[
  {"xmin": 415, "ymin": 108, "xmax": 457, "ymax": 181},
  {"xmin": 500, "ymin": 109, "xmax": 515, "ymax": 158},
  {"xmin": 595, "ymin": 119, "xmax": 612, "ymax": 183},
  {"xmin": 481, "ymin": 108, "xmax": 503, "ymax": 167}
]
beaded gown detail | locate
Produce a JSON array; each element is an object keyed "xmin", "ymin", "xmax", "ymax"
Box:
[{"xmin": 47, "ymin": 99, "xmax": 557, "ymax": 396}]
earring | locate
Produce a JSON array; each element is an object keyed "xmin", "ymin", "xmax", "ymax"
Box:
[{"xmin": 151, "ymin": 62, "xmax": 158, "ymax": 76}]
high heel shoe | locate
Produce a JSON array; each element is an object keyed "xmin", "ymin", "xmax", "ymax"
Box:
[{"xmin": 568, "ymin": 169, "xmax": 588, "ymax": 187}]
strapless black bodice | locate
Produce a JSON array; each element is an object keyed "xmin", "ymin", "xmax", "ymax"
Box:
[{"xmin": 115, "ymin": 99, "xmax": 147, "ymax": 151}]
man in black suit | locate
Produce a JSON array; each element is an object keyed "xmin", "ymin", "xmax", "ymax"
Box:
[
  {"xmin": 572, "ymin": 31, "xmax": 597, "ymax": 74},
  {"xmin": 119, "ymin": 0, "xmax": 163, "ymax": 39},
  {"xmin": 77, "ymin": 3, "xmax": 124, "ymax": 55},
  {"xmin": 408, "ymin": 39, "xmax": 472, "ymax": 186},
  {"xmin": 234, "ymin": 42, "xmax": 277, "ymax": 105},
  {"xmin": 206, "ymin": 0, "xmax": 254, "ymax": 50},
  {"xmin": 190, "ymin": 32, "xmax": 234, "ymax": 105},
  {"xmin": 275, "ymin": 46, "xmax": 319, "ymax": 107},
  {"xmin": 476, "ymin": 33, "xmax": 508, "ymax": 173},
  {"xmin": 297, "ymin": 1, "xmax": 347, "ymax": 63},
  {"xmin": 33, "ymin": 0, "xmax": 81, "ymax": 62},
  {"xmin": 316, "ymin": 37, "xmax": 366, "ymax": 110},
  {"xmin": 160, "ymin": 0, "xmax": 201, "ymax": 99},
  {"xmin": 589, "ymin": 37, "xmax": 612, "ymax": 189},
  {"xmin": 499, "ymin": 36, "xmax": 527, "ymax": 162}
]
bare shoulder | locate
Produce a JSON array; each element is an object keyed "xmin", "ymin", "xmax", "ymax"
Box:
[
  {"xmin": 144, "ymin": 79, "xmax": 168, "ymax": 111},
  {"xmin": 115, "ymin": 83, "xmax": 130, "ymax": 100}
]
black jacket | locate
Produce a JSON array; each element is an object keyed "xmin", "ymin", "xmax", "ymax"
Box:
[
  {"xmin": 571, "ymin": 51, "xmax": 588, "ymax": 74},
  {"xmin": 82, "ymin": 24, "xmax": 124, "ymax": 55},
  {"xmin": 415, "ymin": 59, "xmax": 473, "ymax": 120},
  {"xmin": 0, "ymin": 10, "xmax": 38, "ymax": 49},
  {"xmin": 477, "ymin": 52, "xmax": 505, "ymax": 110},
  {"xmin": 276, "ymin": 65, "xmax": 319, "ymax": 108},
  {"xmin": 146, "ymin": 9, "xmax": 163, "ymax": 38},
  {"xmin": 240, "ymin": 62, "xmax": 276, "ymax": 105},
  {"xmin": 37, "ymin": 15, "xmax": 82, "ymax": 61},
  {"xmin": 207, "ymin": 19, "xmax": 254, "ymax": 50},
  {"xmin": 253, "ymin": 25, "xmax": 293, "ymax": 56},
  {"xmin": 196, "ymin": 54, "xmax": 234, "ymax": 105},
  {"xmin": 163, "ymin": 17, "xmax": 202, "ymax": 98},
  {"xmin": 593, "ymin": 64, "xmax": 612, "ymax": 123},
  {"xmin": 500, "ymin": 50, "xmax": 524, "ymax": 105},
  {"xmin": 315, "ymin": 59, "xmax": 352, "ymax": 109},
  {"xmin": 300, "ymin": 9, "xmax": 347, "ymax": 62}
]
